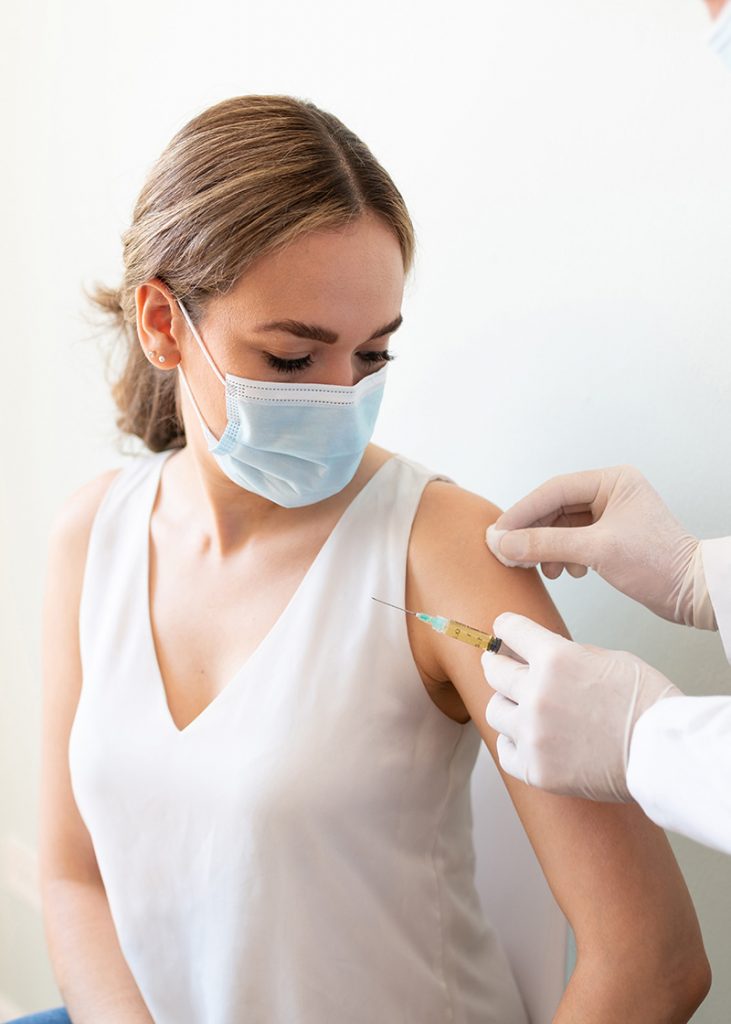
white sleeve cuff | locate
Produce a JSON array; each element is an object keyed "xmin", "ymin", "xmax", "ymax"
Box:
[
  {"xmin": 627, "ymin": 694, "xmax": 731, "ymax": 854},
  {"xmin": 701, "ymin": 537, "xmax": 731, "ymax": 664}
]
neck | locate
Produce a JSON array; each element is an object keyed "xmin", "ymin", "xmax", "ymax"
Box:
[
  {"xmin": 178, "ymin": 445, "xmax": 290, "ymax": 554},
  {"xmin": 161, "ymin": 439, "xmax": 386, "ymax": 559}
]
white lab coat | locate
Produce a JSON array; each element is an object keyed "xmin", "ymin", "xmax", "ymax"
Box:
[{"xmin": 626, "ymin": 537, "xmax": 731, "ymax": 854}]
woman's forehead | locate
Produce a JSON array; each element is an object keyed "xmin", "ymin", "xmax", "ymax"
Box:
[{"xmin": 217, "ymin": 220, "xmax": 405, "ymax": 329}]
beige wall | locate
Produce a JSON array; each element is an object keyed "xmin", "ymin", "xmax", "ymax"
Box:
[{"xmin": 3, "ymin": 0, "xmax": 731, "ymax": 1019}]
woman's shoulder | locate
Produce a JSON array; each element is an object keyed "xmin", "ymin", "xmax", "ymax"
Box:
[
  {"xmin": 47, "ymin": 467, "xmax": 124, "ymax": 568},
  {"xmin": 415, "ymin": 476, "xmax": 503, "ymax": 534},
  {"xmin": 404, "ymin": 474, "xmax": 568, "ymax": 721},
  {"xmin": 42, "ymin": 467, "xmax": 126, "ymax": 633},
  {"xmin": 408, "ymin": 475, "xmax": 566, "ymax": 642},
  {"xmin": 408, "ymin": 478, "xmax": 504, "ymax": 611},
  {"xmin": 49, "ymin": 449, "xmax": 169, "ymax": 554}
]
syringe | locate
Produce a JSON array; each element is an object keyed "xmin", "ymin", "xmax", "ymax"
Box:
[{"xmin": 372, "ymin": 597, "xmax": 503, "ymax": 654}]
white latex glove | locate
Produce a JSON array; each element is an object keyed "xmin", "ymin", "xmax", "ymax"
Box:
[
  {"xmin": 486, "ymin": 465, "xmax": 717, "ymax": 631},
  {"xmin": 484, "ymin": 612, "xmax": 683, "ymax": 802}
]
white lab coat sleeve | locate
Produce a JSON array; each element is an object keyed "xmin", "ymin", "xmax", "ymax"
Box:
[
  {"xmin": 627, "ymin": 695, "xmax": 731, "ymax": 854},
  {"xmin": 701, "ymin": 536, "xmax": 731, "ymax": 664}
]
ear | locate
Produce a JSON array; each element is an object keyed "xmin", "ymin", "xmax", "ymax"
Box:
[{"xmin": 135, "ymin": 279, "xmax": 181, "ymax": 369}]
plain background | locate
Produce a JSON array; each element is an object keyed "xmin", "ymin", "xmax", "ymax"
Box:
[{"xmin": 3, "ymin": 0, "xmax": 731, "ymax": 1019}]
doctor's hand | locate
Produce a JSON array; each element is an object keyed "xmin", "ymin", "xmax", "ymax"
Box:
[
  {"xmin": 484, "ymin": 613, "xmax": 683, "ymax": 802},
  {"xmin": 486, "ymin": 465, "xmax": 717, "ymax": 630}
]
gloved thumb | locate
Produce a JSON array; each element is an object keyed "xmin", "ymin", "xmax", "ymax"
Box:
[
  {"xmin": 488, "ymin": 525, "xmax": 595, "ymax": 569},
  {"xmin": 495, "ymin": 733, "xmax": 524, "ymax": 783}
]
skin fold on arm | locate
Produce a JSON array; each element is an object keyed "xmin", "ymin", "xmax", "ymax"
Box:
[{"xmin": 406, "ymin": 481, "xmax": 712, "ymax": 1024}]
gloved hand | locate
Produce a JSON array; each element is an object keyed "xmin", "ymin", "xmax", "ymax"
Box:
[
  {"xmin": 486, "ymin": 465, "xmax": 717, "ymax": 630},
  {"xmin": 483, "ymin": 612, "xmax": 683, "ymax": 802}
]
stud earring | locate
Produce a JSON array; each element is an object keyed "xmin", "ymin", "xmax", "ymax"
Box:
[
  {"xmin": 147, "ymin": 350, "xmax": 155, "ymax": 359},
  {"xmin": 158, "ymin": 355, "xmax": 166, "ymax": 363}
]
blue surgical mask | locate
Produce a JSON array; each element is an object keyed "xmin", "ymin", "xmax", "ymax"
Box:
[
  {"xmin": 710, "ymin": 1, "xmax": 731, "ymax": 70},
  {"xmin": 175, "ymin": 299, "xmax": 388, "ymax": 508}
]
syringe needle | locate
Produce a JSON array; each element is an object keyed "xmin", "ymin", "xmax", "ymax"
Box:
[
  {"xmin": 372, "ymin": 596, "xmax": 505, "ymax": 656},
  {"xmin": 371, "ymin": 597, "xmax": 417, "ymax": 616}
]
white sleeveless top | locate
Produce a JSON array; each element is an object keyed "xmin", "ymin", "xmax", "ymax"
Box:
[{"xmin": 69, "ymin": 450, "xmax": 528, "ymax": 1024}]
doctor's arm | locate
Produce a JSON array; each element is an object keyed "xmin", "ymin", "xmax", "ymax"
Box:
[
  {"xmin": 626, "ymin": 536, "xmax": 731, "ymax": 852},
  {"xmin": 408, "ymin": 483, "xmax": 711, "ymax": 1023},
  {"xmin": 39, "ymin": 473, "xmax": 155, "ymax": 1024},
  {"xmin": 627, "ymin": 693, "xmax": 731, "ymax": 855}
]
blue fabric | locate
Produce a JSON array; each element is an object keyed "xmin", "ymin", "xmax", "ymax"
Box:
[{"xmin": 6, "ymin": 1010, "xmax": 71, "ymax": 1023}]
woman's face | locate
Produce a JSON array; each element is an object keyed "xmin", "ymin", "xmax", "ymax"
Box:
[{"xmin": 170, "ymin": 212, "xmax": 406, "ymax": 443}]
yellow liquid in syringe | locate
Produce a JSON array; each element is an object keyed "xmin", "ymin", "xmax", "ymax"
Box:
[{"xmin": 371, "ymin": 598, "xmax": 503, "ymax": 654}]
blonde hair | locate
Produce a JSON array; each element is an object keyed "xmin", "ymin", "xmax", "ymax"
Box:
[{"xmin": 87, "ymin": 95, "xmax": 415, "ymax": 451}]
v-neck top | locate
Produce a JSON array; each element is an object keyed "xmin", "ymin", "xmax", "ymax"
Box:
[{"xmin": 68, "ymin": 449, "xmax": 528, "ymax": 1024}]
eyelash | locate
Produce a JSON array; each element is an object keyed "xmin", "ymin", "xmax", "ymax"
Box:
[{"xmin": 264, "ymin": 350, "xmax": 396, "ymax": 374}]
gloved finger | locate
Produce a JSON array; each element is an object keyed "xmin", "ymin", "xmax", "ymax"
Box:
[
  {"xmin": 491, "ymin": 524, "xmax": 600, "ymax": 570},
  {"xmin": 487, "ymin": 509, "xmax": 591, "ymax": 569},
  {"xmin": 495, "ymin": 732, "xmax": 525, "ymax": 782},
  {"xmin": 491, "ymin": 612, "xmax": 568, "ymax": 663},
  {"xmin": 481, "ymin": 648, "xmax": 528, "ymax": 700},
  {"xmin": 491, "ymin": 468, "xmax": 608, "ymax": 533},
  {"xmin": 485, "ymin": 692, "xmax": 520, "ymax": 739},
  {"xmin": 566, "ymin": 562, "xmax": 588, "ymax": 578},
  {"xmin": 540, "ymin": 561, "xmax": 564, "ymax": 580},
  {"xmin": 581, "ymin": 642, "xmax": 607, "ymax": 655},
  {"xmin": 551, "ymin": 510, "xmax": 595, "ymax": 530},
  {"xmin": 485, "ymin": 524, "xmax": 534, "ymax": 569}
]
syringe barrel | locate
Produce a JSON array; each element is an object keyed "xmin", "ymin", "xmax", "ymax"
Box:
[{"xmin": 443, "ymin": 618, "xmax": 501, "ymax": 652}]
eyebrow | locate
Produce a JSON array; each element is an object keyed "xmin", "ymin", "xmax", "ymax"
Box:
[{"xmin": 252, "ymin": 314, "xmax": 403, "ymax": 344}]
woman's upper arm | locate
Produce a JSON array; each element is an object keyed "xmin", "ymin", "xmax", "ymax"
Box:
[
  {"xmin": 39, "ymin": 469, "xmax": 121, "ymax": 890},
  {"xmin": 406, "ymin": 480, "xmax": 704, "ymax": 968}
]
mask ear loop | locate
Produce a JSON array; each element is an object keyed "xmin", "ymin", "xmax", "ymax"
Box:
[
  {"xmin": 177, "ymin": 362, "xmax": 215, "ymax": 438},
  {"xmin": 177, "ymin": 298, "xmax": 226, "ymax": 386},
  {"xmin": 175, "ymin": 298, "xmax": 224, "ymax": 445}
]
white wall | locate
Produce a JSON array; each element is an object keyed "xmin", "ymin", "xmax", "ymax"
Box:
[{"xmin": 3, "ymin": 0, "xmax": 731, "ymax": 1019}]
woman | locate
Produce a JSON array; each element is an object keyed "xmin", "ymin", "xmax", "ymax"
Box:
[{"xmin": 25, "ymin": 95, "xmax": 710, "ymax": 1024}]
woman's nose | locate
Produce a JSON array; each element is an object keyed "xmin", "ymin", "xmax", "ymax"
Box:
[{"xmin": 312, "ymin": 355, "xmax": 363, "ymax": 387}]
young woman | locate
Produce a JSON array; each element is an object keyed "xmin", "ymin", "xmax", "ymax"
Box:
[{"xmin": 25, "ymin": 95, "xmax": 710, "ymax": 1024}]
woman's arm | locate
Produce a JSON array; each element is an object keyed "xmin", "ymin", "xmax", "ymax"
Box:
[
  {"xmin": 407, "ymin": 481, "xmax": 711, "ymax": 1023},
  {"xmin": 39, "ymin": 473, "xmax": 155, "ymax": 1024}
]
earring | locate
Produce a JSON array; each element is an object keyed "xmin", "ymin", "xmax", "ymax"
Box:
[
  {"xmin": 147, "ymin": 350, "xmax": 155, "ymax": 359},
  {"xmin": 158, "ymin": 355, "xmax": 167, "ymax": 363}
]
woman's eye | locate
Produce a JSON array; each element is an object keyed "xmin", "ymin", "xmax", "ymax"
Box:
[
  {"xmin": 265, "ymin": 350, "xmax": 395, "ymax": 374},
  {"xmin": 358, "ymin": 350, "xmax": 396, "ymax": 364},
  {"xmin": 264, "ymin": 353, "xmax": 314, "ymax": 374}
]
